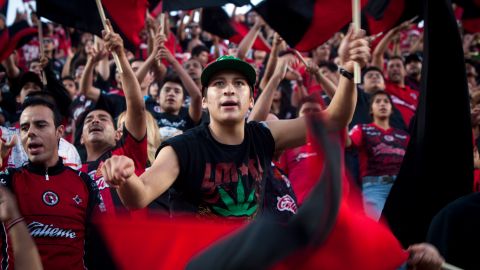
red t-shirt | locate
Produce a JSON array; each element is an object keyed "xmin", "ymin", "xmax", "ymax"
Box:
[
  {"xmin": 279, "ymin": 128, "xmax": 346, "ymax": 205},
  {"xmin": 80, "ymin": 127, "xmax": 147, "ymax": 214},
  {"xmin": 349, "ymin": 123, "xmax": 410, "ymax": 178},
  {"xmin": 385, "ymin": 82, "xmax": 419, "ymax": 127}
]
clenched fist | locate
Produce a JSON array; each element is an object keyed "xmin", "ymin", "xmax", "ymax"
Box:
[{"xmin": 101, "ymin": 155, "xmax": 135, "ymax": 189}]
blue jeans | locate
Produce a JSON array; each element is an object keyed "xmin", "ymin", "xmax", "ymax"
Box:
[{"xmin": 362, "ymin": 175, "xmax": 397, "ymax": 221}]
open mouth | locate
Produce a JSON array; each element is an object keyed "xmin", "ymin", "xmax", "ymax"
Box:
[
  {"xmin": 221, "ymin": 100, "xmax": 239, "ymax": 109},
  {"xmin": 27, "ymin": 142, "xmax": 43, "ymax": 154},
  {"xmin": 89, "ymin": 126, "xmax": 103, "ymax": 134}
]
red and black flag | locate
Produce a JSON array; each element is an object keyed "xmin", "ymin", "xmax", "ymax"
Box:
[
  {"xmin": 362, "ymin": 0, "xmax": 421, "ymax": 35},
  {"xmin": 454, "ymin": 0, "xmax": 480, "ymax": 33},
  {"xmin": 36, "ymin": 0, "xmax": 148, "ymax": 52},
  {"xmin": 382, "ymin": 0, "xmax": 473, "ymax": 248},
  {"xmin": 96, "ymin": 115, "xmax": 408, "ymax": 270},
  {"xmin": 253, "ymin": 0, "xmax": 368, "ymax": 52},
  {"xmin": 0, "ymin": 0, "xmax": 8, "ymax": 16},
  {"xmin": 162, "ymin": 0, "xmax": 250, "ymax": 11},
  {"xmin": 201, "ymin": 7, "xmax": 270, "ymax": 51},
  {"xmin": 148, "ymin": 0, "xmax": 163, "ymax": 17},
  {"xmin": 0, "ymin": 20, "xmax": 37, "ymax": 62}
]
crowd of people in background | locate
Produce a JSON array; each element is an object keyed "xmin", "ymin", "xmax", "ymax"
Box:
[{"xmin": 0, "ymin": 3, "xmax": 478, "ymax": 269}]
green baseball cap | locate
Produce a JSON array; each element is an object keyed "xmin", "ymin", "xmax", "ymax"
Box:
[{"xmin": 200, "ymin": 55, "xmax": 256, "ymax": 88}]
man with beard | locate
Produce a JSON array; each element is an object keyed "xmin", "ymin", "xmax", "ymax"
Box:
[
  {"xmin": 404, "ymin": 53, "xmax": 422, "ymax": 91},
  {"xmin": 79, "ymin": 22, "xmax": 147, "ymax": 213}
]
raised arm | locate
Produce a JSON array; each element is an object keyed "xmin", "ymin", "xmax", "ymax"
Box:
[
  {"xmin": 0, "ymin": 187, "xmax": 43, "ymax": 270},
  {"xmin": 157, "ymin": 40, "xmax": 203, "ymax": 123},
  {"xmin": 236, "ymin": 17, "xmax": 268, "ymax": 60},
  {"xmin": 371, "ymin": 21, "xmax": 411, "ymax": 68},
  {"xmin": 2, "ymin": 53, "xmax": 21, "ymax": 80},
  {"xmin": 136, "ymin": 24, "xmax": 161, "ymax": 86},
  {"xmin": 267, "ymin": 25, "xmax": 371, "ymax": 151},
  {"xmin": 103, "ymin": 20, "xmax": 146, "ymax": 140},
  {"xmin": 248, "ymin": 55, "xmax": 293, "ymax": 122},
  {"xmin": 259, "ymin": 33, "xmax": 283, "ymax": 90},
  {"xmin": 102, "ymin": 146, "xmax": 179, "ymax": 209},
  {"xmin": 306, "ymin": 60, "xmax": 338, "ymax": 98},
  {"xmin": 78, "ymin": 45, "xmax": 107, "ymax": 102}
]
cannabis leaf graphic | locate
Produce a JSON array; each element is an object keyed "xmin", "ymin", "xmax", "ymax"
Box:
[{"xmin": 212, "ymin": 176, "xmax": 257, "ymax": 217}]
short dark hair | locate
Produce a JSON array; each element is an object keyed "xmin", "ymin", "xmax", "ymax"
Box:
[
  {"xmin": 368, "ymin": 90, "xmax": 393, "ymax": 114},
  {"xmin": 388, "ymin": 56, "xmax": 405, "ymax": 65},
  {"xmin": 191, "ymin": 45, "xmax": 209, "ymax": 58},
  {"xmin": 318, "ymin": 61, "xmax": 338, "ymax": 73},
  {"xmin": 161, "ymin": 73, "xmax": 186, "ymax": 98},
  {"xmin": 61, "ymin": 76, "xmax": 75, "ymax": 82},
  {"xmin": 28, "ymin": 58, "xmax": 41, "ymax": 68},
  {"xmin": 362, "ymin": 66, "xmax": 385, "ymax": 83},
  {"xmin": 22, "ymin": 97, "xmax": 63, "ymax": 127}
]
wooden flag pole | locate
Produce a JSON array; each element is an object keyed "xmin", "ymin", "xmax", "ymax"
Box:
[
  {"xmin": 37, "ymin": 16, "xmax": 47, "ymax": 84},
  {"xmin": 293, "ymin": 49, "xmax": 308, "ymax": 67},
  {"xmin": 94, "ymin": 0, "xmax": 123, "ymax": 73},
  {"xmin": 352, "ymin": 0, "xmax": 361, "ymax": 84},
  {"xmin": 441, "ymin": 262, "xmax": 464, "ymax": 270}
]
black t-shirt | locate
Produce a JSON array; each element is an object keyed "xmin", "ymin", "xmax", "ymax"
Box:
[
  {"xmin": 146, "ymin": 100, "xmax": 197, "ymax": 138},
  {"xmin": 157, "ymin": 121, "xmax": 275, "ymax": 218}
]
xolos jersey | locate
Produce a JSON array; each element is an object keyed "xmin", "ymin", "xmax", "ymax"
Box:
[{"xmin": 0, "ymin": 160, "xmax": 100, "ymax": 270}]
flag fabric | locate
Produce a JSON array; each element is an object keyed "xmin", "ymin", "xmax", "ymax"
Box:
[
  {"xmin": 454, "ymin": 0, "xmax": 480, "ymax": 33},
  {"xmin": 148, "ymin": 0, "xmax": 163, "ymax": 17},
  {"xmin": 363, "ymin": 0, "xmax": 421, "ymax": 35},
  {"xmin": 253, "ymin": 0, "xmax": 368, "ymax": 52},
  {"xmin": 0, "ymin": 20, "xmax": 37, "ymax": 62},
  {"xmin": 36, "ymin": 0, "xmax": 148, "ymax": 52},
  {"xmin": 201, "ymin": 7, "xmax": 271, "ymax": 52},
  {"xmin": 162, "ymin": 0, "xmax": 250, "ymax": 11},
  {"xmin": 96, "ymin": 114, "xmax": 408, "ymax": 270},
  {"xmin": 382, "ymin": 0, "xmax": 473, "ymax": 248},
  {"xmin": 0, "ymin": 0, "xmax": 8, "ymax": 16}
]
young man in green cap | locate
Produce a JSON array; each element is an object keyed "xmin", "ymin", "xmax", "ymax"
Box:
[{"xmin": 100, "ymin": 26, "xmax": 371, "ymax": 218}]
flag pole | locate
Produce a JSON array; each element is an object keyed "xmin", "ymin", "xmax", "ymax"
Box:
[
  {"xmin": 37, "ymin": 16, "xmax": 47, "ymax": 84},
  {"xmin": 441, "ymin": 262, "xmax": 464, "ymax": 270},
  {"xmin": 352, "ymin": 0, "xmax": 361, "ymax": 84},
  {"xmin": 293, "ymin": 49, "xmax": 308, "ymax": 67},
  {"xmin": 94, "ymin": 0, "xmax": 123, "ymax": 74}
]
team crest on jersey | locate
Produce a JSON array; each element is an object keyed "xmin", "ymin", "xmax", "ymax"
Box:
[
  {"xmin": 276, "ymin": 195, "xmax": 297, "ymax": 214},
  {"xmin": 42, "ymin": 191, "xmax": 59, "ymax": 206},
  {"xmin": 73, "ymin": 195, "xmax": 82, "ymax": 205},
  {"xmin": 384, "ymin": 135, "xmax": 394, "ymax": 142},
  {"xmin": 154, "ymin": 106, "xmax": 161, "ymax": 113}
]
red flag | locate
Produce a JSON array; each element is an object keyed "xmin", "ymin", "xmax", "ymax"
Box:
[
  {"xmin": 37, "ymin": 0, "xmax": 148, "ymax": 52},
  {"xmin": 0, "ymin": 20, "xmax": 37, "ymax": 62},
  {"xmin": 96, "ymin": 215, "xmax": 243, "ymax": 270}
]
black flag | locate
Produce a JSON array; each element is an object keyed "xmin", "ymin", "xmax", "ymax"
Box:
[{"xmin": 382, "ymin": 0, "xmax": 473, "ymax": 247}]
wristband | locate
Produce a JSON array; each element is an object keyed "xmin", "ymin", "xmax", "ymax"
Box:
[
  {"xmin": 5, "ymin": 217, "xmax": 25, "ymax": 232},
  {"xmin": 339, "ymin": 67, "xmax": 354, "ymax": 81}
]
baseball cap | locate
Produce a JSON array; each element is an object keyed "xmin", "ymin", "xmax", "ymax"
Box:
[
  {"xmin": 405, "ymin": 53, "xmax": 423, "ymax": 64},
  {"xmin": 15, "ymin": 71, "xmax": 44, "ymax": 97},
  {"xmin": 201, "ymin": 55, "xmax": 256, "ymax": 89}
]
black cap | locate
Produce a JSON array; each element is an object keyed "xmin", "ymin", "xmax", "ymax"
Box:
[
  {"xmin": 17, "ymin": 72, "xmax": 44, "ymax": 96},
  {"xmin": 405, "ymin": 53, "xmax": 423, "ymax": 64}
]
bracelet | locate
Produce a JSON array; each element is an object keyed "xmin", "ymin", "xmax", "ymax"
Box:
[
  {"xmin": 339, "ymin": 67, "xmax": 354, "ymax": 81},
  {"xmin": 5, "ymin": 217, "xmax": 25, "ymax": 232}
]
